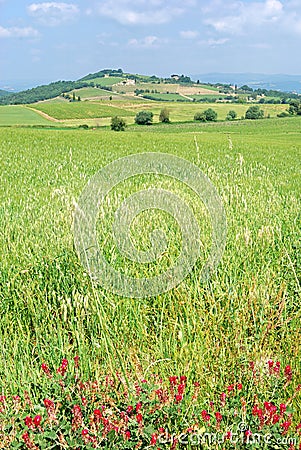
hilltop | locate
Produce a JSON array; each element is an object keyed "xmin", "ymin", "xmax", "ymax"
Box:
[{"xmin": 1, "ymin": 68, "xmax": 299, "ymax": 107}]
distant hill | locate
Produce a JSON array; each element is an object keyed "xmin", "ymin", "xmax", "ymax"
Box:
[
  {"xmin": 0, "ymin": 89, "xmax": 11, "ymax": 98},
  {"xmin": 0, "ymin": 80, "xmax": 92, "ymax": 105},
  {"xmin": 191, "ymin": 73, "xmax": 301, "ymax": 93},
  {"xmin": 1, "ymin": 69, "xmax": 301, "ymax": 106}
]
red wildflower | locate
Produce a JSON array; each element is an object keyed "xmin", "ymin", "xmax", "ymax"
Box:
[
  {"xmin": 33, "ymin": 415, "xmax": 42, "ymax": 427},
  {"xmin": 125, "ymin": 430, "xmax": 131, "ymax": 440},
  {"xmin": 284, "ymin": 365, "xmax": 292, "ymax": 381},
  {"xmin": 224, "ymin": 431, "xmax": 232, "ymax": 440},
  {"xmin": 281, "ymin": 420, "xmax": 291, "ymax": 433},
  {"xmin": 175, "ymin": 394, "xmax": 183, "ymax": 403},
  {"xmin": 25, "ymin": 416, "xmax": 33, "ymax": 428},
  {"xmin": 136, "ymin": 413, "xmax": 143, "ymax": 424},
  {"xmin": 169, "ymin": 376, "xmax": 178, "ymax": 386},
  {"xmin": 177, "ymin": 384, "xmax": 185, "ymax": 395},
  {"xmin": 280, "ymin": 403, "xmax": 286, "ymax": 415},
  {"xmin": 150, "ymin": 433, "xmax": 157, "ymax": 445},
  {"xmin": 136, "ymin": 402, "xmax": 142, "ymax": 412},
  {"xmin": 41, "ymin": 363, "xmax": 52, "ymax": 377},
  {"xmin": 215, "ymin": 412, "xmax": 222, "ymax": 422}
]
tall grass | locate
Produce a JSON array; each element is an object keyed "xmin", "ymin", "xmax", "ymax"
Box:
[{"xmin": 0, "ymin": 119, "xmax": 300, "ymax": 423}]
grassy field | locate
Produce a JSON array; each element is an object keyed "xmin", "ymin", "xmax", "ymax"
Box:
[
  {"xmin": 30, "ymin": 101, "xmax": 136, "ymax": 120},
  {"xmin": 0, "ymin": 116, "xmax": 300, "ymax": 447},
  {"xmin": 23, "ymin": 100, "xmax": 288, "ymax": 123},
  {"xmin": 0, "ymin": 105, "xmax": 51, "ymax": 125},
  {"xmin": 0, "ymin": 116, "xmax": 300, "ymax": 391}
]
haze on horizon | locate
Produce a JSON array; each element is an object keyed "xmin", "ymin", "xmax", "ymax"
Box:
[{"xmin": 1, "ymin": 0, "xmax": 301, "ymax": 87}]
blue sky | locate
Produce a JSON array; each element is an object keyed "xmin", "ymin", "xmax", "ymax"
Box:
[{"xmin": 1, "ymin": 0, "xmax": 301, "ymax": 87}]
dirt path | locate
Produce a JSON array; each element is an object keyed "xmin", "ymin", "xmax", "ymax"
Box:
[
  {"xmin": 179, "ymin": 93, "xmax": 193, "ymax": 101},
  {"xmin": 24, "ymin": 106, "xmax": 60, "ymax": 122}
]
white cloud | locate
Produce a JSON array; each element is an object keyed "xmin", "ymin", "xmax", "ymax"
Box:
[
  {"xmin": 205, "ymin": 0, "xmax": 284, "ymax": 34},
  {"xmin": 180, "ymin": 30, "xmax": 199, "ymax": 39},
  {"xmin": 28, "ymin": 2, "xmax": 79, "ymax": 26},
  {"xmin": 0, "ymin": 25, "xmax": 39, "ymax": 38},
  {"xmin": 95, "ymin": 0, "xmax": 184, "ymax": 25},
  {"xmin": 128, "ymin": 35, "xmax": 165, "ymax": 48}
]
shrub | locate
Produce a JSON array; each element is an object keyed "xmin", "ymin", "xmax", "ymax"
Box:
[
  {"xmin": 204, "ymin": 108, "xmax": 218, "ymax": 121},
  {"xmin": 194, "ymin": 111, "xmax": 207, "ymax": 122},
  {"xmin": 135, "ymin": 110, "xmax": 153, "ymax": 125},
  {"xmin": 277, "ymin": 111, "xmax": 290, "ymax": 118},
  {"xmin": 194, "ymin": 108, "xmax": 217, "ymax": 122},
  {"xmin": 245, "ymin": 105, "xmax": 264, "ymax": 119},
  {"xmin": 111, "ymin": 116, "xmax": 126, "ymax": 131},
  {"xmin": 226, "ymin": 110, "xmax": 237, "ymax": 121},
  {"xmin": 159, "ymin": 108, "xmax": 170, "ymax": 123}
]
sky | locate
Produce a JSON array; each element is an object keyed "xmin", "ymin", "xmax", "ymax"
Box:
[{"xmin": 1, "ymin": 0, "xmax": 301, "ymax": 88}]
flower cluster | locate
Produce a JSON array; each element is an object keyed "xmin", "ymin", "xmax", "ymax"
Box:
[{"xmin": 0, "ymin": 357, "xmax": 299, "ymax": 449}]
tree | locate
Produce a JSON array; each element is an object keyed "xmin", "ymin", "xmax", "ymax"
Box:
[
  {"xmin": 111, "ymin": 116, "xmax": 126, "ymax": 131},
  {"xmin": 135, "ymin": 110, "xmax": 153, "ymax": 125},
  {"xmin": 72, "ymin": 92, "xmax": 76, "ymax": 101},
  {"xmin": 288, "ymin": 99, "xmax": 301, "ymax": 115},
  {"xmin": 159, "ymin": 108, "xmax": 170, "ymax": 123},
  {"xmin": 245, "ymin": 105, "xmax": 264, "ymax": 119},
  {"xmin": 77, "ymin": 96, "xmax": 81, "ymax": 101},
  {"xmin": 226, "ymin": 110, "xmax": 237, "ymax": 121}
]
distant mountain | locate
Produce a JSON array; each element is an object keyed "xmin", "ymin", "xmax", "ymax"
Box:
[{"xmin": 191, "ymin": 73, "xmax": 301, "ymax": 93}]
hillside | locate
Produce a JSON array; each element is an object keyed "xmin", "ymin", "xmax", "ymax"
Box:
[
  {"xmin": 0, "ymin": 89, "xmax": 10, "ymax": 98},
  {"xmin": 1, "ymin": 68, "xmax": 300, "ymax": 107}
]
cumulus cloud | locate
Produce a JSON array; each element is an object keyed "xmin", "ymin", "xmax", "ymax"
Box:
[
  {"xmin": 95, "ymin": 0, "xmax": 184, "ymax": 25},
  {"xmin": 28, "ymin": 2, "xmax": 79, "ymax": 26},
  {"xmin": 204, "ymin": 0, "xmax": 284, "ymax": 34},
  {"xmin": 0, "ymin": 25, "xmax": 39, "ymax": 38},
  {"xmin": 180, "ymin": 30, "xmax": 199, "ymax": 39}
]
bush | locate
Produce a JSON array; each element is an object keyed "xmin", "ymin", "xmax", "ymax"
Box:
[
  {"xmin": 194, "ymin": 111, "xmax": 206, "ymax": 122},
  {"xmin": 194, "ymin": 108, "xmax": 217, "ymax": 122},
  {"xmin": 277, "ymin": 111, "xmax": 290, "ymax": 118},
  {"xmin": 159, "ymin": 108, "xmax": 170, "ymax": 123},
  {"xmin": 204, "ymin": 108, "xmax": 218, "ymax": 121},
  {"xmin": 135, "ymin": 110, "xmax": 153, "ymax": 125},
  {"xmin": 245, "ymin": 105, "xmax": 264, "ymax": 119},
  {"xmin": 226, "ymin": 110, "xmax": 237, "ymax": 121},
  {"xmin": 111, "ymin": 116, "xmax": 126, "ymax": 131}
]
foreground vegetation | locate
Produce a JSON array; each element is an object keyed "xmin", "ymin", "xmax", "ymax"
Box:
[{"xmin": 0, "ymin": 117, "xmax": 300, "ymax": 447}]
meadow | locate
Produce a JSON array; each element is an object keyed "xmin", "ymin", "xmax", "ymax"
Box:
[{"xmin": 0, "ymin": 116, "xmax": 300, "ymax": 448}]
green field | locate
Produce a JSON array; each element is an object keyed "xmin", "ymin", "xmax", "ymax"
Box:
[
  {"xmin": 21, "ymin": 100, "xmax": 288, "ymax": 123},
  {"xmin": 0, "ymin": 105, "xmax": 51, "ymax": 125},
  {"xmin": 0, "ymin": 116, "xmax": 300, "ymax": 446},
  {"xmin": 87, "ymin": 76, "xmax": 124, "ymax": 86},
  {"xmin": 30, "ymin": 101, "xmax": 136, "ymax": 120}
]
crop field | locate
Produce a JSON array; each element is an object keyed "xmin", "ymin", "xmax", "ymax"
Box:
[
  {"xmin": 30, "ymin": 101, "xmax": 136, "ymax": 120},
  {"xmin": 112, "ymin": 82, "xmax": 220, "ymax": 95},
  {"xmin": 71, "ymin": 87, "xmax": 121, "ymax": 99},
  {"xmin": 0, "ymin": 105, "xmax": 51, "ymax": 125},
  {"xmin": 0, "ymin": 114, "xmax": 300, "ymax": 447},
  {"xmin": 86, "ymin": 76, "xmax": 124, "ymax": 86},
  {"xmin": 23, "ymin": 100, "xmax": 288, "ymax": 124}
]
